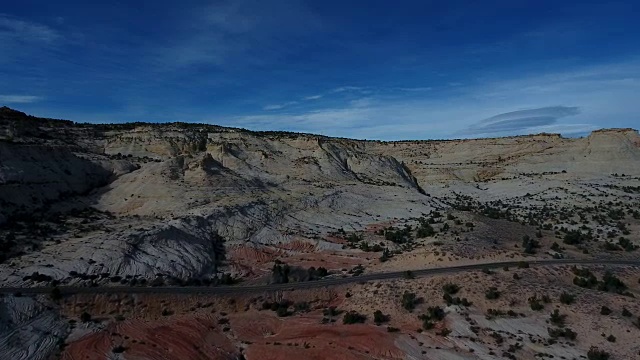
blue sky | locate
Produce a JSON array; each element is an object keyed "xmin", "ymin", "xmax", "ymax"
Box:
[{"xmin": 1, "ymin": 0, "xmax": 638, "ymax": 140}]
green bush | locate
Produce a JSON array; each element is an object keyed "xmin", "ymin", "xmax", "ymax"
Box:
[
  {"xmin": 442, "ymin": 283, "xmax": 460, "ymax": 295},
  {"xmin": 587, "ymin": 347, "xmax": 610, "ymax": 360},
  {"xmin": 559, "ymin": 292, "xmax": 575, "ymax": 305},
  {"xmin": 402, "ymin": 292, "xmax": 419, "ymax": 311},
  {"xmin": 485, "ymin": 287, "xmax": 501, "ymax": 300},
  {"xmin": 548, "ymin": 327, "xmax": 577, "ymax": 340},
  {"xmin": 80, "ymin": 312, "xmax": 92, "ymax": 323},
  {"xmin": 563, "ymin": 230, "xmax": 591, "ymax": 245},
  {"xmin": 373, "ymin": 310, "xmax": 390, "ymax": 324},
  {"xmin": 549, "ymin": 309, "xmax": 566, "ymax": 326},
  {"xmin": 443, "ymin": 293, "xmax": 472, "ymax": 307},
  {"xmin": 606, "ymin": 334, "xmax": 616, "ymax": 342},
  {"xmin": 322, "ymin": 306, "xmax": 341, "ymax": 317},
  {"xmin": 418, "ymin": 306, "xmax": 446, "ymax": 330},
  {"xmin": 343, "ymin": 311, "xmax": 366, "ymax": 324},
  {"xmin": 528, "ymin": 295, "xmax": 544, "ymax": 311}
]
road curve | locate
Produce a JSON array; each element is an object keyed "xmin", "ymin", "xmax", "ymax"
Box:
[{"xmin": 1, "ymin": 259, "xmax": 638, "ymax": 296}]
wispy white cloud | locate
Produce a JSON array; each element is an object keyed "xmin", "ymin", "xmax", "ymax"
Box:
[
  {"xmin": 0, "ymin": 14, "xmax": 61, "ymax": 43},
  {"xmin": 460, "ymin": 106, "xmax": 580, "ymax": 135},
  {"xmin": 263, "ymin": 101, "xmax": 298, "ymax": 111},
  {"xmin": 349, "ymin": 97, "xmax": 374, "ymax": 108},
  {"xmin": 155, "ymin": 1, "xmax": 323, "ymax": 69},
  {"xmin": 0, "ymin": 95, "xmax": 43, "ymax": 104},
  {"xmin": 303, "ymin": 94, "xmax": 323, "ymax": 100},
  {"xmin": 226, "ymin": 59, "xmax": 640, "ymax": 140},
  {"xmin": 263, "ymin": 104, "xmax": 285, "ymax": 111},
  {"xmin": 331, "ymin": 86, "xmax": 366, "ymax": 93},
  {"xmin": 396, "ymin": 87, "xmax": 432, "ymax": 92}
]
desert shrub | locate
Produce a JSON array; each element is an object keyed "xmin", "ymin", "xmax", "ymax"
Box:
[
  {"xmin": 379, "ymin": 249, "xmax": 391, "ymax": 262},
  {"xmin": 443, "ymin": 293, "xmax": 472, "ymax": 307},
  {"xmin": 343, "ymin": 311, "xmax": 366, "ymax": 324},
  {"xmin": 384, "ymin": 225, "xmax": 413, "ymax": 243},
  {"xmin": 572, "ymin": 267, "xmax": 599, "ymax": 289},
  {"xmin": 485, "ymin": 308, "xmax": 513, "ymax": 319},
  {"xmin": 485, "ymin": 287, "xmax": 501, "ymax": 300},
  {"xmin": 416, "ymin": 222, "xmax": 435, "ymax": 238},
  {"xmin": 294, "ymin": 302, "xmax": 310, "ymax": 312},
  {"xmin": 602, "ymin": 241, "xmax": 622, "ymax": 251},
  {"xmin": 323, "ymin": 306, "xmax": 342, "ymax": 317},
  {"xmin": 548, "ymin": 327, "xmax": 577, "ymax": 340},
  {"xmin": 522, "ymin": 235, "xmax": 540, "ymax": 254},
  {"xmin": 600, "ymin": 306, "xmax": 612, "ymax": 315},
  {"xmin": 418, "ymin": 306, "xmax": 446, "ymax": 330},
  {"xmin": 559, "ymin": 292, "xmax": 575, "ymax": 305},
  {"xmin": 606, "ymin": 334, "xmax": 616, "ymax": 342},
  {"xmin": 618, "ymin": 237, "xmax": 638, "ymax": 251},
  {"xmin": 276, "ymin": 306, "xmax": 289, "ymax": 317},
  {"xmin": 622, "ymin": 307, "xmax": 632, "ymax": 317},
  {"xmin": 442, "ymin": 283, "xmax": 460, "ymax": 295},
  {"xmin": 402, "ymin": 292, "xmax": 420, "ymax": 311},
  {"xmin": 528, "ymin": 295, "xmax": 544, "ymax": 311},
  {"xmin": 271, "ymin": 264, "xmax": 291, "ymax": 284},
  {"xmin": 373, "ymin": 310, "xmax": 390, "ymax": 324},
  {"xmin": 563, "ymin": 230, "xmax": 591, "ymax": 245},
  {"xmin": 80, "ymin": 312, "xmax": 91, "ymax": 323},
  {"xmin": 587, "ymin": 347, "xmax": 610, "ymax": 360},
  {"xmin": 549, "ymin": 309, "xmax": 566, "ymax": 326},
  {"xmin": 597, "ymin": 271, "xmax": 627, "ymax": 294}
]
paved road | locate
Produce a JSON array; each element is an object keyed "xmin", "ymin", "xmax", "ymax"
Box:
[{"xmin": 1, "ymin": 259, "xmax": 637, "ymax": 296}]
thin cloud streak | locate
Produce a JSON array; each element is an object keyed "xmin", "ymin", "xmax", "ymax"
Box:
[
  {"xmin": 0, "ymin": 95, "xmax": 43, "ymax": 104},
  {"xmin": 263, "ymin": 101, "xmax": 298, "ymax": 111},
  {"xmin": 228, "ymin": 60, "xmax": 640, "ymax": 140},
  {"xmin": 0, "ymin": 14, "xmax": 60, "ymax": 43},
  {"xmin": 461, "ymin": 106, "xmax": 581, "ymax": 135}
]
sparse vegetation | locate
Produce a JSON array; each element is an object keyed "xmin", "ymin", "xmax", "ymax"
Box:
[
  {"xmin": 485, "ymin": 287, "xmax": 501, "ymax": 300},
  {"xmin": 548, "ymin": 327, "xmax": 577, "ymax": 340},
  {"xmin": 402, "ymin": 291, "xmax": 420, "ymax": 311},
  {"xmin": 343, "ymin": 311, "xmax": 366, "ymax": 324},
  {"xmin": 549, "ymin": 309, "xmax": 566, "ymax": 327},
  {"xmin": 587, "ymin": 347, "xmax": 610, "ymax": 360},
  {"xmin": 419, "ymin": 306, "xmax": 446, "ymax": 330},
  {"xmin": 559, "ymin": 292, "xmax": 576, "ymax": 305},
  {"xmin": 373, "ymin": 310, "xmax": 390, "ymax": 324}
]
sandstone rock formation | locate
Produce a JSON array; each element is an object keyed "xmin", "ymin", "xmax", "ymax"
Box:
[{"xmin": 1, "ymin": 106, "xmax": 639, "ymax": 284}]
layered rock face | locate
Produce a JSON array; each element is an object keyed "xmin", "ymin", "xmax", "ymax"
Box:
[{"xmin": 1, "ymin": 106, "xmax": 639, "ymax": 283}]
